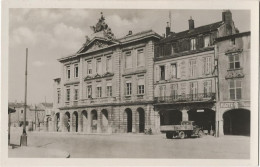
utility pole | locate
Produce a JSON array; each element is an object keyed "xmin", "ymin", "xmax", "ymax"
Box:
[
  {"xmin": 34, "ymin": 105, "xmax": 37, "ymax": 130},
  {"xmin": 21, "ymin": 48, "xmax": 28, "ymax": 146}
]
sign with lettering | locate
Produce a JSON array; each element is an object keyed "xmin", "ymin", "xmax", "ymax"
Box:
[{"xmin": 220, "ymin": 102, "xmax": 234, "ymax": 108}]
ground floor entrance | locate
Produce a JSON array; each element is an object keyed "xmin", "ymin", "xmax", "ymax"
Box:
[{"xmin": 223, "ymin": 109, "xmax": 250, "ymax": 136}]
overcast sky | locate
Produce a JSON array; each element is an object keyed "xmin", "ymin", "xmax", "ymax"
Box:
[{"xmin": 8, "ymin": 9, "xmax": 250, "ymax": 104}]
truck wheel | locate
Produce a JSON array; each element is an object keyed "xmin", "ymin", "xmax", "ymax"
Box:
[
  {"xmin": 179, "ymin": 131, "xmax": 185, "ymax": 139},
  {"xmin": 166, "ymin": 132, "xmax": 173, "ymax": 139},
  {"xmin": 198, "ymin": 130, "xmax": 203, "ymax": 138}
]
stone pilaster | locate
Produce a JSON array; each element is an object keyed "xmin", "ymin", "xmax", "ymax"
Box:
[
  {"xmin": 132, "ymin": 110, "xmax": 136, "ymax": 133},
  {"xmin": 182, "ymin": 109, "xmax": 188, "ymax": 121},
  {"xmin": 97, "ymin": 110, "xmax": 101, "ymax": 133}
]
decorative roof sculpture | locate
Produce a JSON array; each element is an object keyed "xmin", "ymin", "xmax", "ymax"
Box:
[{"xmin": 90, "ymin": 12, "xmax": 115, "ymax": 40}]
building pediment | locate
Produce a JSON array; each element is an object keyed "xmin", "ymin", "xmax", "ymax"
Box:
[{"xmin": 77, "ymin": 37, "xmax": 118, "ymax": 54}]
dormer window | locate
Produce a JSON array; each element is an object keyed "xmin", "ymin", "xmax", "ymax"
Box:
[
  {"xmin": 204, "ymin": 36, "xmax": 210, "ymax": 47},
  {"xmin": 190, "ymin": 38, "xmax": 196, "ymax": 50}
]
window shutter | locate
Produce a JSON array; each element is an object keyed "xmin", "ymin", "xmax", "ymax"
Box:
[
  {"xmin": 202, "ymin": 57, "xmax": 206, "ymax": 75},
  {"xmin": 208, "ymin": 57, "xmax": 212, "ymax": 74},
  {"xmin": 155, "ymin": 66, "xmax": 159, "ymax": 81},
  {"xmin": 208, "ymin": 80, "xmax": 212, "ymax": 93},
  {"xmin": 168, "ymin": 64, "xmax": 172, "ymax": 79},
  {"xmin": 165, "ymin": 64, "xmax": 169, "ymax": 80},
  {"xmin": 177, "ymin": 62, "xmax": 181, "ymax": 78},
  {"xmin": 189, "ymin": 61, "xmax": 192, "ymax": 77}
]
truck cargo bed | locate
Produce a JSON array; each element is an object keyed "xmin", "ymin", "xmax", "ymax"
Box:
[{"xmin": 160, "ymin": 125, "xmax": 194, "ymax": 132}]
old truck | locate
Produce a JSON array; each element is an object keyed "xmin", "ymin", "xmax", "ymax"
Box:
[{"xmin": 160, "ymin": 121, "xmax": 204, "ymax": 139}]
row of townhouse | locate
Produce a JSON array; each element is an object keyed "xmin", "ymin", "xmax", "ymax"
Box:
[{"xmin": 52, "ymin": 10, "xmax": 250, "ymax": 136}]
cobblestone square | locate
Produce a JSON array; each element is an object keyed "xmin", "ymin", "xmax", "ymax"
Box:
[{"xmin": 9, "ymin": 132, "xmax": 250, "ymax": 159}]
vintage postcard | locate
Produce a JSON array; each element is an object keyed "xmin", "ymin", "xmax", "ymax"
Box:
[{"xmin": 1, "ymin": 0, "xmax": 259, "ymax": 166}]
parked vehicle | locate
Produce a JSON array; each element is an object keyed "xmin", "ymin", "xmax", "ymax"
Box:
[{"xmin": 160, "ymin": 121, "xmax": 204, "ymax": 139}]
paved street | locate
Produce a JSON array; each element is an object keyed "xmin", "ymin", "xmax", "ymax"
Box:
[{"xmin": 9, "ymin": 132, "xmax": 250, "ymax": 159}]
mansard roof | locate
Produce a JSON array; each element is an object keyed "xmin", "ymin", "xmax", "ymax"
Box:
[{"xmin": 158, "ymin": 21, "xmax": 224, "ymax": 44}]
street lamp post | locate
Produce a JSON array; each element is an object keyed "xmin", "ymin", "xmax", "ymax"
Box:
[{"xmin": 20, "ymin": 48, "xmax": 28, "ymax": 146}]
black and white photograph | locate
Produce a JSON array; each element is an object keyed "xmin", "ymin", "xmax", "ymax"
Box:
[{"xmin": 1, "ymin": 0, "xmax": 259, "ymax": 166}]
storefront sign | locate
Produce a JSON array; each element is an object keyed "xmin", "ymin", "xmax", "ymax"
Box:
[
  {"xmin": 197, "ymin": 109, "xmax": 204, "ymax": 112},
  {"xmin": 220, "ymin": 101, "xmax": 250, "ymax": 108},
  {"xmin": 220, "ymin": 102, "xmax": 234, "ymax": 108}
]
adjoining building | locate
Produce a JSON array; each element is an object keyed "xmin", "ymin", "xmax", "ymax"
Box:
[
  {"xmin": 53, "ymin": 13, "xmax": 162, "ymax": 133},
  {"xmin": 153, "ymin": 10, "xmax": 238, "ymax": 135},
  {"xmin": 215, "ymin": 31, "xmax": 250, "ymax": 136}
]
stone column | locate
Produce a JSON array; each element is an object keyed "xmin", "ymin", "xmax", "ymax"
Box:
[
  {"xmin": 107, "ymin": 109, "xmax": 113, "ymax": 134},
  {"xmin": 132, "ymin": 110, "xmax": 136, "ymax": 133},
  {"xmin": 60, "ymin": 112, "xmax": 65, "ymax": 132},
  {"xmin": 78, "ymin": 111, "xmax": 82, "ymax": 133},
  {"xmin": 87, "ymin": 110, "xmax": 91, "ymax": 134},
  {"xmin": 97, "ymin": 110, "xmax": 101, "ymax": 133},
  {"xmin": 182, "ymin": 109, "xmax": 188, "ymax": 121},
  {"xmin": 69, "ymin": 111, "xmax": 73, "ymax": 132}
]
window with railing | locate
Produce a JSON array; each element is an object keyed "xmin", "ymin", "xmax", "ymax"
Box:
[
  {"xmin": 171, "ymin": 84, "xmax": 178, "ymax": 99},
  {"xmin": 137, "ymin": 78, "xmax": 145, "ymax": 95},
  {"xmin": 190, "ymin": 82, "xmax": 198, "ymax": 100},
  {"xmin": 87, "ymin": 85, "xmax": 92, "ymax": 98},
  {"xmin": 159, "ymin": 85, "xmax": 166, "ymax": 100},
  {"xmin": 96, "ymin": 85, "xmax": 102, "ymax": 98},
  {"xmin": 66, "ymin": 88, "xmax": 70, "ymax": 101},
  {"xmin": 126, "ymin": 82, "xmax": 132, "ymax": 96},
  {"xmin": 74, "ymin": 88, "xmax": 78, "ymax": 101},
  {"xmin": 203, "ymin": 80, "xmax": 212, "ymax": 98},
  {"xmin": 106, "ymin": 83, "xmax": 112, "ymax": 97}
]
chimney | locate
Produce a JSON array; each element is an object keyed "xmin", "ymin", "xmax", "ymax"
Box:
[
  {"xmin": 128, "ymin": 30, "xmax": 132, "ymax": 36},
  {"xmin": 222, "ymin": 10, "xmax": 232, "ymax": 24},
  {"xmin": 166, "ymin": 22, "xmax": 170, "ymax": 37},
  {"xmin": 188, "ymin": 16, "xmax": 194, "ymax": 30}
]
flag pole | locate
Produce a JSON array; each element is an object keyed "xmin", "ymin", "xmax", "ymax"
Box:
[{"xmin": 21, "ymin": 48, "xmax": 28, "ymax": 146}]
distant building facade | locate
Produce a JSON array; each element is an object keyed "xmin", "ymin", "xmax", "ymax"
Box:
[
  {"xmin": 8, "ymin": 102, "xmax": 53, "ymax": 131},
  {"xmin": 215, "ymin": 31, "xmax": 250, "ymax": 136},
  {"xmin": 53, "ymin": 14, "xmax": 161, "ymax": 133}
]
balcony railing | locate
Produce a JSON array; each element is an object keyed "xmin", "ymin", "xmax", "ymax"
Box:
[{"xmin": 154, "ymin": 93, "xmax": 216, "ymax": 103}]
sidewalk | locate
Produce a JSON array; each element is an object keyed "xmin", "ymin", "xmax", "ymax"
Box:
[{"xmin": 8, "ymin": 145, "xmax": 70, "ymax": 158}]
